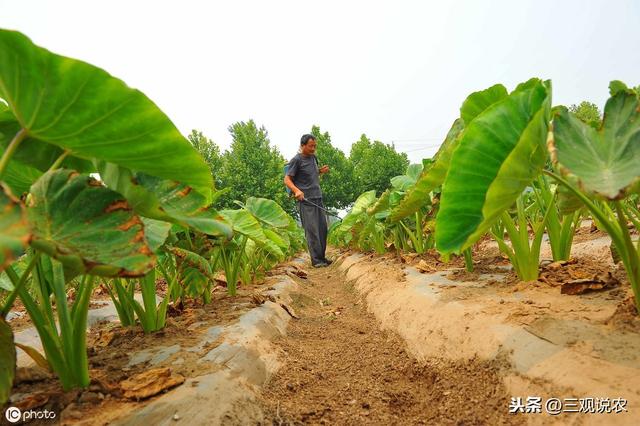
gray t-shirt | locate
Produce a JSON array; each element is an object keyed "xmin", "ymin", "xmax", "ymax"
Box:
[{"xmin": 287, "ymin": 153, "xmax": 322, "ymax": 199}]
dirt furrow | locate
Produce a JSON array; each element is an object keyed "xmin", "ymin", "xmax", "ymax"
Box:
[{"xmin": 258, "ymin": 260, "xmax": 522, "ymax": 425}]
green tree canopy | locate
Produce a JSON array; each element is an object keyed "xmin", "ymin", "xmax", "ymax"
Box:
[
  {"xmin": 217, "ymin": 120, "xmax": 295, "ymax": 216},
  {"xmin": 349, "ymin": 134, "xmax": 409, "ymax": 196},
  {"xmin": 569, "ymin": 101, "xmax": 602, "ymax": 128},
  {"xmin": 187, "ymin": 130, "xmax": 223, "ymax": 188},
  {"xmin": 310, "ymin": 125, "xmax": 356, "ymax": 210}
]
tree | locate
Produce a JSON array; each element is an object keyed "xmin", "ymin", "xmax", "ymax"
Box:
[
  {"xmin": 310, "ymin": 125, "xmax": 356, "ymax": 211},
  {"xmin": 216, "ymin": 120, "xmax": 295, "ymax": 215},
  {"xmin": 349, "ymin": 134, "xmax": 409, "ymax": 196},
  {"xmin": 187, "ymin": 130, "xmax": 223, "ymax": 188},
  {"xmin": 569, "ymin": 101, "xmax": 602, "ymax": 128}
]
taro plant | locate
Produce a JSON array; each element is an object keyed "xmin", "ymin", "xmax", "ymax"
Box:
[
  {"xmin": 107, "ymin": 268, "xmax": 179, "ymax": 333},
  {"xmin": 127, "ymin": 270, "xmax": 173, "ymax": 334},
  {"xmin": 330, "ymin": 76, "xmax": 640, "ymax": 314},
  {"xmin": 388, "ymin": 82, "xmax": 508, "ymax": 223},
  {"xmin": 547, "ymin": 81, "xmax": 640, "ymax": 312},
  {"xmin": 0, "ymin": 169, "xmax": 158, "ymax": 391},
  {"xmin": 328, "ymin": 190, "xmax": 377, "ymax": 249},
  {"xmin": 386, "ymin": 84, "xmax": 513, "ymax": 266},
  {"xmin": 5, "ymin": 255, "xmax": 97, "ymax": 389},
  {"xmin": 169, "ymin": 245, "xmax": 217, "ymax": 304},
  {"xmin": 390, "ymin": 164, "xmax": 430, "ymax": 254},
  {"xmin": 217, "ymin": 197, "xmax": 289, "ymax": 295},
  {"xmin": 106, "ymin": 278, "xmax": 136, "ymax": 327},
  {"xmin": 0, "ymin": 29, "xmax": 304, "ymax": 403},
  {"xmin": 0, "ymin": 28, "xmax": 218, "ymax": 400},
  {"xmin": 435, "ymin": 78, "xmax": 552, "ymax": 255},
  {"xmin": 331, "ymin": 80, "xmax": 551, "ymax": 279}
]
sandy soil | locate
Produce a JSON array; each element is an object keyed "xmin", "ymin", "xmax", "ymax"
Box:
[
  {"xmin": 331, "ymin": 237, "xmax": 640, "ymax": 425},
  {"xmin": 258, "ymin": 260, "xmax": 521, "ymax": 425},
  {"xmin": 6, "ymin": 272, "xmax": 293, "ymax": 425},
  {"xmin": 6, "ymin": 225, "xmax": 640, "ymax": 425}
]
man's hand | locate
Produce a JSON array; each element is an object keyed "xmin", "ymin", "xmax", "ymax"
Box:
[
  {"xmin": 319, "ymin": 165, "xmax": 329, "ymax": 174},
  {"xmin": 294, "ymin": 190, "xmax": 305, "ymax": 201}
]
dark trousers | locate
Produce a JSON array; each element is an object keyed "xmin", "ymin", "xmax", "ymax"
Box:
[{"xmin": 298, "ymin": 198, "xmax": 328, "ymax": 265}]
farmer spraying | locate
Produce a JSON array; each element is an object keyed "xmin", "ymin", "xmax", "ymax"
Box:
[{"xmin": 284, "ymin": 134, "xmax": 331, "ymax": 267}]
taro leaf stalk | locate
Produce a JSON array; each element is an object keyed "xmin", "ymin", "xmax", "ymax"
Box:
[
  {"xmin": 388, "ymin": 164, "xmax": 427, "ymax": 253},
  {"xmin": 106, "ymin": 278, "xmax": 137, "ymax": 327},
  {"xmin": 6, "ymin": 258, "xmax": 96, "ymax": 390},
  {"xmin": 218, "ymin": 235, "xmax": 249, "ymax": 296},
  {"xmin": 491, "ymin": 192, "xmax": 551, "ymax": 281},
  {"xmin": 533, "ymin": 175, "xmax": 581, "ymax": 261},
  {"xmin": 0, "ymin": 317, "xmax": 16, "ymax": 405},
  {"xmin": 548, "ymin": 81, "xmax": 640, "ymax": 312},
  {"xmin": 462, "ymin": 248, "xmax": 474, "ymax": 272},
  {"xmin": 128, "ymin": 269, "xmax": 172, "ymax": 333}
]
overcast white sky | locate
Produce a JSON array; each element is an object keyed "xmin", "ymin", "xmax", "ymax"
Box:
[{"xmin": 1, "ymin": 0, "xmax": 639, "ymax": 164}]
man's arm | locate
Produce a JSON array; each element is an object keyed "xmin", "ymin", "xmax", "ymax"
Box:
[{"xmin": 284, "ymin": 175, "xmax": 304, "ymax": 200}]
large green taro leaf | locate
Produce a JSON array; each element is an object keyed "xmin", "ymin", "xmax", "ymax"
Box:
[
  {"xmin": 0, "ymin": 106, "xmax": 93, "ymax": 173},
  {"xmin": 220, "ymin": 209, "xmax": 283, "ymax": 258},
  {"xmin": 245, "ymin": 197, "xmax": 289, "ymax": 229},
  {"xmin": 0, "ymin": 30, "xmax": 212, "ymax": 199},
  {"xmin": 351, "ymin": 190, "xmax": 377, "ymax": 215},
  {"xmin": 390, "ymin": 164, "xmax": 424, "ymax": 191},
  {"xmin": 28, "ymin": 169, "xmax": 156, "ymax": 277},
  {"xmin": 331, "ymin": 190, "xmax": 377, "ymax": 238},
  {"xmin": 98, "ymin": 163, "xmax": 232, "ymax": 239},
  {"xmin": 550, "ymin": 86, "xmax": 640, "ymax": 200},
  {"xmin": 0, "ymin": 318, "xmax": 16, "ymax": 405},
  {"xmin": 264, "ymin": 228, "xmax": 289, "ymax": 252},
  {"xmin": 460, "ymin": 83, "xmax": 508, "ymax": 124},
  {"xmin": 0, "ymin": 183, "xmax": 30, "ymax": 271},
  {"xmin": 436, "ymin": 78, "xmax": 551, "ymax": 253},
  {"xmin": 390, "ymin": 84, "xmax": 509, "ymax": 222}
]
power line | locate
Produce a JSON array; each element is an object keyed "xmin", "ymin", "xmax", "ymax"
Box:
[
  {"xmin": 393, "ymin": 141, "xmax": 443, "ymax": 152},
  {"xmin": 403, "ymin": 146, "xmax": 441, "ymax": 153},
  {"xmin": 390, "ymin": 137, "xmax": 443, "ymax": 143}
]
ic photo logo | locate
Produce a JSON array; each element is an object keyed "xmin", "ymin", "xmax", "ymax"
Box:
[
  {"xmin": 4, "ymin": 407, "xmax": 21, "ymax": 423},
  {"xmin": 4, "ymin": 406, "xmax": 56, "ymax": 423}
]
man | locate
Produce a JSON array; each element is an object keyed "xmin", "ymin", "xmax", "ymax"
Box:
[{"xmin": 284, "ymin": 134, "xmax": 331, "ymax": 267}]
